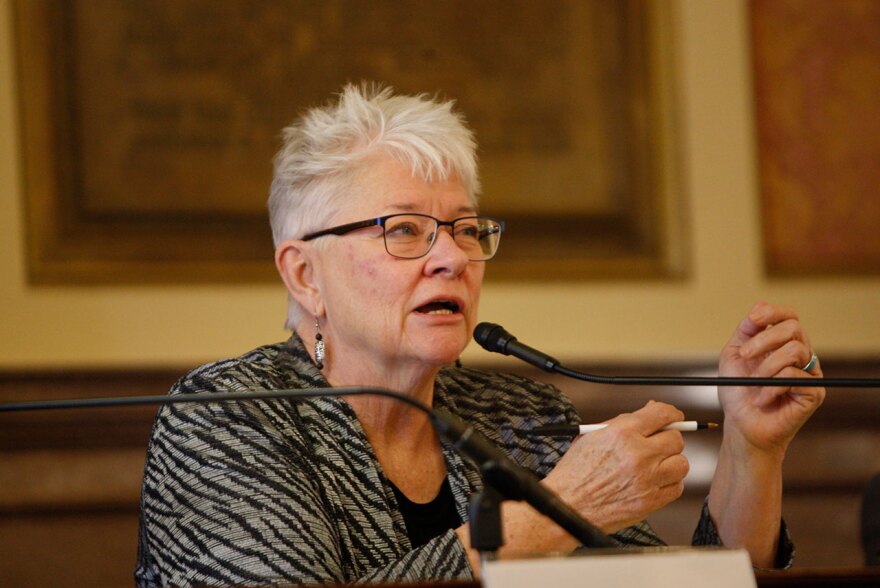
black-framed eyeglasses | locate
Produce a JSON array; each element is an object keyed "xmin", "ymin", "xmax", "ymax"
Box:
[{"xmin": 302, "ymin": 213, "xmax": 504, "ymax": 261}]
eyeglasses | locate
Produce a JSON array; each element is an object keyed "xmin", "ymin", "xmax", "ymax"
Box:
[{"xmin": 302, "ymin": 213, "xmax": 504, "ymax": 261}]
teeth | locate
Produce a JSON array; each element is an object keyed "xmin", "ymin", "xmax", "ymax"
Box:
[{"xmin": 426, "ymin": 309, "xmax": 454, "ymax": 315}]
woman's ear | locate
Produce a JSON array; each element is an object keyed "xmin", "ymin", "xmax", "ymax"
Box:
[{"xmin": 275, "ymin": 240, "xmax": 323, "ymax": 316}]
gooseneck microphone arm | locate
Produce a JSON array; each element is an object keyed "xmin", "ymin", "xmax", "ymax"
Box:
[
  {"xmin": 474, "ymin": 322, "xmax": 880, "ymax": 388},
  {"xmin": 0, "ymin": 388, "xmax": 423, "ymax": 413},
  {"xmin": 430, "ymin": 409, "xmax": 615, "ymax": 548},
  {"xmin": 0, "ymin": 386, "xmax": 615, "ymax": 549}
]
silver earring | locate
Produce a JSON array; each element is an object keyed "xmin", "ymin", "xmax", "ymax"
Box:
[{"xmin": 314, "ymin": 318, "xmax": 325, "ymax": 370}]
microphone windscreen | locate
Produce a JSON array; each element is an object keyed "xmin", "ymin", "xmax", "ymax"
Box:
[{"xmin": 473, "ymin": 322, "xmax": 509, "ymax": 353}]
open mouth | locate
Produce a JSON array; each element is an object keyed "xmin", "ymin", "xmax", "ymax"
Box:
[{"xmin": 415, "ymin": 300, "xmax": 461, "ymax": 315}]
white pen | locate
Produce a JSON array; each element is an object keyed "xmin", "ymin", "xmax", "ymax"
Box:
[{"xmin": 532, "ymin": 421, "xmax": 718, "ymax": 436}]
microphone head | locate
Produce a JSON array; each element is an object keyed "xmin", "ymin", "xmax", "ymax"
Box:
[{"xmin": 473, "ymin": 322, "xmax": 515, "ymax": 354}]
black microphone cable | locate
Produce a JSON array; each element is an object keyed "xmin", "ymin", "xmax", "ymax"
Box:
[{"xmin": 474, "ymin": 322, "xmax": 880, "ymax": 388}]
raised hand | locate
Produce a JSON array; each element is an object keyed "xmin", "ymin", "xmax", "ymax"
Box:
[
  {"xmin": 718, "ymin": 302, "xmax": 825, "ymax": 454},
  {"xmin": 543, "ymin": 401, "xmax": 690, "ymax": 533}
]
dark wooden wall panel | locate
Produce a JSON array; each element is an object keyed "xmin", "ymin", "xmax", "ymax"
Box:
[{"xmin": 1, "ymin": 359, "xmax": 879, "ymax": 583}]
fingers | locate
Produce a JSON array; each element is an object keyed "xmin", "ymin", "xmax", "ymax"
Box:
[
  {"xmin": 656, "ymin": 451, "xmax": 690, "ymax": 487},
  {"xmin": 747, "ymin": 338, "xmax": 813, "ymax": 377},
  {"xmin": 737, "ymin": 345, "xmax": 822, "ymax": 407},
  {"xmin": 739, "ymin": 318, "xmax": 812, "ymax": 365},
  {"xmin": 726, "ymin": 302, "xmax": 794, "ymax": 343},
  {"xmin": 719, "ymin": 302, "xmax": 825, "ymax": 458},
  {"xmin": 609, "ymin": 454, "xmax": 688, "ymax": 529},
  {"xmin": 547, "ymin": 402, "xmax": 691, "ymax": 532},
  {"xmin": 747, "ymin": 301, "xmax": 800, "ymax": 330},
  {"xmin": 656, "ymin": 479, "xmax": 686, "ymax": 507},
  {"xmin": 613, "ymin": 401, "xmax": 686, "ymax": 437},
  {"xmin": 750, "ymin": 363, "xmax": 826, "ymax": 408},
  {"xmin": 728, "ymin": 301, "xmax": 823, "ymax": 389},
  {"xmin": 732, "ymin": 303, "xmax": 824, "ymax": 406},
  {"xmin": 595, "ymin": 406, "xmax": 689, "ymax": 497}
]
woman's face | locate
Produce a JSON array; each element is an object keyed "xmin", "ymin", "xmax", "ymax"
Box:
[{"xmin": 314, "ymin": 156, "xmax": 485, "ymax": 374}]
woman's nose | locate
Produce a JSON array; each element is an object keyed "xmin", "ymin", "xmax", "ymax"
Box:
[{"xmin": 424, "ymin": 229, "xmax": 469, "ymax": 275}]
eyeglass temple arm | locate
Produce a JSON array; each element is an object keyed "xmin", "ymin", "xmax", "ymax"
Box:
[
  {"xmin": 302, "ymin": 218, "xmax": 383, "ymax": 241},
  {"xmin": 478, "ymin": 223, "xmax": 504, "ymax": 239}
]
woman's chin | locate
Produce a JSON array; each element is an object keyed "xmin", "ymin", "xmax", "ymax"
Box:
[{"xmin": 412, "ymin": 336, "xmax": 468, "ymax": 367}]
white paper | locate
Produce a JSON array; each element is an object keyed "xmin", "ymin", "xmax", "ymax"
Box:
[{"xmin": 483, "ymin": 547, "xmax": 756, "ymax": 588}]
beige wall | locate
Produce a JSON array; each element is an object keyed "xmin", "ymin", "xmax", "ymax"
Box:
[{"xmin": 1, "ymin": 0, "xmax": 878, "ymax": 370}]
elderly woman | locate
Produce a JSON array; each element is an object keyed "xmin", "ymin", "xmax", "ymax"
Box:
[{"xmin": 135, "ymin": 85, "xmax": 825, "ymax": 587}]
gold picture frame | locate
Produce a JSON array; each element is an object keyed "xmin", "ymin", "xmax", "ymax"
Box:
[{"xmin": 14, "ymin": 0, "xmax": 685, "ymax": 284}]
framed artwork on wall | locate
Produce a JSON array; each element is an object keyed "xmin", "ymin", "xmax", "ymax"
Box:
[
  {"xmin": 751, "ymin": 0, "xmax": 880, "ymax": 276},
  {"xmin": 14, "ymin": 0, "xmax": 685, "ymax": 284}
]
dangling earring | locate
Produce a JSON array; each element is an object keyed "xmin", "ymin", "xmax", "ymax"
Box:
[{"xmin": 314, "ymin": 318, "xmax": 325, "ymax": 370}]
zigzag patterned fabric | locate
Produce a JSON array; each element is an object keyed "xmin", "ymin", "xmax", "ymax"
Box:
[{"xmin": 135, "ymin": 334, "xmax": 732, "ymax": 587}]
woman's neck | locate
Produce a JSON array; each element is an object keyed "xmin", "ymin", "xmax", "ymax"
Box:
[
  {"xmin": 320, "ymin": 349, "xmax": 440, "ymax": 439},
  {"xmin": 298, "ymin": 328, "xmax": 450, "ymax": 499},
  {"xmin": 325, "ymin": 356, "xmax": 448, "ymax": 500}
]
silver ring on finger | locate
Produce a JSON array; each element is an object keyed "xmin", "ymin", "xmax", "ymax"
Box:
[{"xmin": 801, "ymin": 352, "xmax": 819, "ymax": 373}]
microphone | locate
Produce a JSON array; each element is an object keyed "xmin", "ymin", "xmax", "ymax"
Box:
[
  {"xmin": 474, "ymin": 322, "xmax": 880, "ymax": 388},
  {"xmin": 474, "ymin": 322, "xmax": 560, "ymax": 372},
  {"xmin": 0, "ymin": 386, "xmax": 615, "ymax": 549},
  {"xmin": 430, "ymin": 409, "xmax": 615, "ymax": 548}
]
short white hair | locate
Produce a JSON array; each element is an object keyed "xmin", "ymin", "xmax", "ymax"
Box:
[{"xmin": 268, "ymin": 83, "xmax": 482, "ymax": 330}]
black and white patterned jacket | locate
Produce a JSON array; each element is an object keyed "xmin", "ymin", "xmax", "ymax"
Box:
[{"xmin": 135, "ymin": 334, "xmax": 777, "ymax": 587}]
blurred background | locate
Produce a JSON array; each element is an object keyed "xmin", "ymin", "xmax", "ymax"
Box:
[{"xmin": 1, "ymin": 1, "xmax": 879, "ymax": 585}]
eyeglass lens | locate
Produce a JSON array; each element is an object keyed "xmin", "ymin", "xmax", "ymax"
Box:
[{"xmin": 382, "ymin": 215, "xmax": 501, "ymax": 260}]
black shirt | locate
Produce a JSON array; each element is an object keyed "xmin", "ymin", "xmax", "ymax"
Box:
[{"xmin": 390, "ymin": 477, "xmax": 463, "ymax": 548}]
